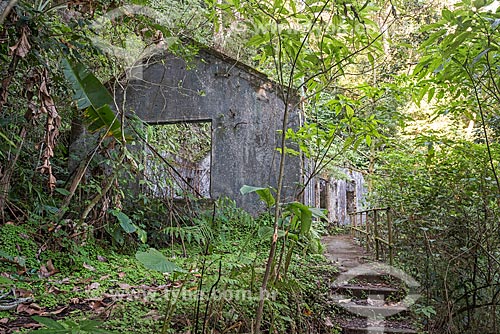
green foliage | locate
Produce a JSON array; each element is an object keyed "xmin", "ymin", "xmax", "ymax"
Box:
[
  {"xmin": 30, "ymin": 316, "xmax": 114, "ymax": 333},
  {"xmin": 373, "ymin": 138, "xmax": 500, "ymax": 332},
  {"xmin": 61, "ymin": 58, "xmax": 124, "ymax": 141},
  {"xmin": 240, "ymin": 185, "xmax": 276, "ymax": 208},
  {"xmin": 135, "ymin": 248, "xmax": 185, "ymax": 273},
  {"xmin": 0, "ymin": 224, "xmax": 38, "ymax": 269},
  {"xmin": 110, "ymin": 209, "xmax": 147, "ymax": 244}
]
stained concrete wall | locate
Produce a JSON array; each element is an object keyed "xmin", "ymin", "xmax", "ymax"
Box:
[
  {"xmin": 326, "ymin": 168, "xmax": 367, "ymax": 225},
  {"xmin": 116, "ymin": 48, "xmax": 302, "ymax": 213},
  {"xmin": 304, "ymin": 168, "xmax": 366, "ymax": 225}
]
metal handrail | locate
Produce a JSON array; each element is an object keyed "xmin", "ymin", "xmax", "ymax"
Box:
[{"xmin": 348, "ymin": 208, "xmax": 394, "ymax": 266}]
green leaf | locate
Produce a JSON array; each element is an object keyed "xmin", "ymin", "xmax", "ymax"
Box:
[
  {"xmin": 300, "ymin": 209, "xmax": 312, "ymax": 235},
  {"xmin": 285, "ymin": 202, "xmax": 314, "ymax": 235},
  {"xmin": 491, "ymin": 18, "xmax": 500, "ymax": 31},
  {"xmin": 61, "ymin": 58, "xmax": 124, "ymax": 140},
  {"xmin": 240, "ymin": 185, "xmax": 275, "ymax": 208},
  {"xmin": 110, "ymin": 210, "xmax": 136, "ymax": 233},
  {"xmin": 309, "ymin": 207, "xmax": 328, "ymax": 220},
  {"xmin": 137, "ymin": 228, "xmax": 148, "ymax": 243},
  {"xmin": 32, "ymin": 316, "xmax": 66, "ymax": 329},
  {"xmin": 472, "ymin": 48, "xmax": 490, "ymax": 66},
  {"xmin": 61, "ymin": 58, "xmax": 112, "ymax": 110},
  {"xmin": 135, "ymin": 248, "xmax": 185, "ymax": 273},
  {"xmin": 84, "ymin": 104, "xmax": 122, "ymax": 139},
  {"xmin": 54, "ymin": 188, "xmax": 71, "ymax": 196},
  {"xmin": 0, "ymin": 275, "xmax": 13, "ymax": 286},
  {"xmin": 0, "ymin": 130, "xmax": 15, "ymax": 147},
  {"xmin": 111, "ymin": 227, "xmax": 124, "ymax": 245},
  {"xmin": 257, "ymin": 226, "xmax": 285, "ymax": 240}
]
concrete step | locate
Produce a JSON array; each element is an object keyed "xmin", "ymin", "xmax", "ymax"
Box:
[
  {"xmin": 332, "ymin": 284, "xmax": 399, "ymax": 298},
  {"xmin": 334, "ymin": 301, "xmax": 409, "ymax": 317},
  {"xmin": 342, "ymin": 326, "xmax": 417, "ymax": 334}
]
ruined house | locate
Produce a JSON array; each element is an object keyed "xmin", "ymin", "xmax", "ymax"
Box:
[
  {"xmin": 113, "ymin": 47, "xmax": 303, "ymax": 212},
  {"xmin": 71, "ymin": 44, "xmax": 366, "ymax": 217}
]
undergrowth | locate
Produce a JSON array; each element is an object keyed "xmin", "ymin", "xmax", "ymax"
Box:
[{"xmin": 0, "ymin": 198, "xmax": 339, "ymax": 333}]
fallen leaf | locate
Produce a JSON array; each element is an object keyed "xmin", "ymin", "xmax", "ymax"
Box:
[
  {"xmin": 83, "ymin": 263, "xmax": 96, "ymax": 272},
  {"xmin": 47, "ymin": 286, "xmax": 63, "ymax": 294},
  {"xmin": 118, "ymin": 283, "xmax": 132, "ymax": 290},
  {"xmin": 15, "ymin": 288, "xmax": 33, "ymax": 298},
  {"xmin": 86, "ymin": 282, "xmax": 100, "ymax": 290},
  {"xmin": 39, "ymin": 259, "xmax": 58, "ymax": 278},
  {"xmin": 99, "ymin": 274, "xmax": 110, "ymax": 281},
  {"xmin": 77, "ymin": 277, "xmax": 93, "ymax": 284},
  {"xmin": 118, "ymin": 272, "xmax": 126, "ymax": 278},
  {"xmin": 38, "ymin": 265, "xmax": 50, "ymax": 278},
  {"xmin": 144, "ymin": 310, "xmax": 162, "ymax": 321},
  {"xmin": 17, "ymin": 303, "xmax": 43, "ymax": 315},
  {"xmin": 0, "ymin": 318, "xmax": 8, "ymax": 324},
  {"xmin": 47, "ymin": 306, "xmax": 67, "ymax": 315},
  {"xmin": 97, "ymin": 255, "xmax": 108, "ymax": 262},
  {"xmin": 20, "ymin": 322, "xmax": 42, "ymax": 329}
]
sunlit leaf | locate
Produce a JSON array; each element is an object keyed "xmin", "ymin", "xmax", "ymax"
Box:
[{"xmin": 135, "ymin": 248, "xmax": 185, "ymax": 273}]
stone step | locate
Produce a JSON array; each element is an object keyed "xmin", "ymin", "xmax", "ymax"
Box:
[
  {"xmin": 342, "ymin": 326, "xmax": 417, "ymax": 334},
  {"xmin": 334, "ymin": 301, "xmax": 409, "ymax": 317},
  {"xmin": 332, "ymin": 284, "xmax": 399, "ymax": 298}
]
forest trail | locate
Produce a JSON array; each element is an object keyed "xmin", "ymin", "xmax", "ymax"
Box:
[
  {"xmin": 322, "ymin": 234, "xmax": 418, "ymax": 334},
  {"xmin": 322, "ymin": 234, "xmax": 370, "ymax": 271}
]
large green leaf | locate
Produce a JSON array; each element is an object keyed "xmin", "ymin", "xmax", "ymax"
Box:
[
  {"xmin": 110, "ymin": 210, "xmax": 136, "ymax": 233},
  {"xmin": 258, "ymin": 226, "xmax": 286, "ymax": 240},
  {"xmin": 61, "ymin": 58, "xmax": 123, "ymax": 140},
  {"xmin": 240, "ymin": 185, "xmax": 275, "ymax": 208},
  {"xmin": 135, "ymin": 248, "xmax": 185, "ymax": 273},
  {"xmin": 284, "ymin": 202, "xmax": 323, "ymax": 235},
  {"xmin": 84, "ymin": 104, "xmax": 123, "ymax": 139},
  {"xmin": 31, "ymin": 316, "xmax": 66, "ymax": 330},
  {"xmin": 61, "ymin": 58, "xmax": 112, "ymax": 110}
]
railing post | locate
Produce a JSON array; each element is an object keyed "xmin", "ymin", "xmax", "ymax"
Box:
[
  {"xmin": 353, "ymin": 212, "xmax": 358, "ymax": 239},
  {"xmin": 365, "ymin": 212, "xmax": 370, "ymax": 252},
  {"xmin": 388, "ymin": 208, "xmax": 394, "ymax": 266},
  {"xmin": 374, "ymin": 209, "xmax": 379, "ymax": 261}
]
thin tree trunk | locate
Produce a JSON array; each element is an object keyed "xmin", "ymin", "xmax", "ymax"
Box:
[{"xmin": 0, "ymin": 126, "xmax": 26, "ymax": 223}]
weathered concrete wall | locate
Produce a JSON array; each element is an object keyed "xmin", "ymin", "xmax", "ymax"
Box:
[
  {"xmin": 117, "ymin": 49, "xmax": 302, "ymax": 213},
  {"xmin": 326, "ymin": 168, "xmax": 367, "ymax": 225}
]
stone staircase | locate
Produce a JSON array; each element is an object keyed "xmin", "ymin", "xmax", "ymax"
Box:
[
  {"xmin": 331, "ymin": 280, "xmax": 417, "ymax": 334},
  {"xmin": 323, "ymin": 235, "xmax": 419, "ymax": 334}
]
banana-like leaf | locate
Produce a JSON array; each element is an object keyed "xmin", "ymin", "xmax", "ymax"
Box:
[
  {"xmin": 258, "ymin": 226, "xmax": 286, "ymax": 240},
  {"xmin": 61, "ymin": 58, "xmax": 123, "ymax": 140},
  {"xmin": 284, "ymin": 202, "xmax": 325, "ymax": 235},
  {"xmin": 61, "ymin": 58, "xmax": 112, "ymax": 110},
  {"xmin": 110, "ymin": 210, "xmax": 136, "ymax": 233},
  {"xmin": 85, "ymin": 104, "xmax": 123, "ymax": 139}
]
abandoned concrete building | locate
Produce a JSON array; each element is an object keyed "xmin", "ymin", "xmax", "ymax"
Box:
[
  {"xmin": 312, "ymin": 168, "xmax": 367, "ymax": 225},
  {"xmin": 73, "ymin": 45, "xmax": 366, "ymax": 219}
]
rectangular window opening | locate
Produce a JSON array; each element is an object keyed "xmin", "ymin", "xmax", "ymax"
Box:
[{"xmin": 143, "ymin": 121, "xmax": 212, "ymax": 199}]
